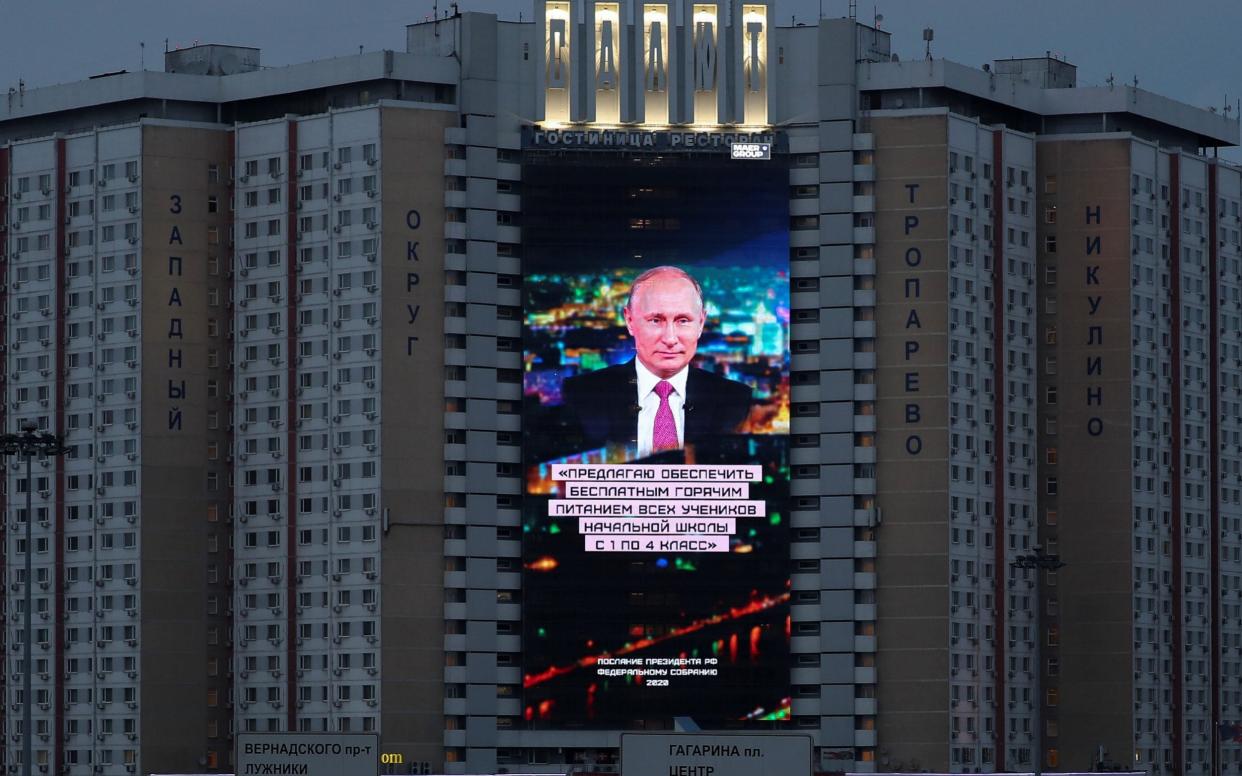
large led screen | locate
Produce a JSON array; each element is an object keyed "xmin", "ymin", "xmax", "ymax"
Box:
[{"xmin": 522, "ymin": 154, "xmax": 790, "ymax": 728}]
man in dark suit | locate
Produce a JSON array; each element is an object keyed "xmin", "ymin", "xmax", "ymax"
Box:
[{"xmin": 561, "ymin": 266, "xmax": 752, "ymax": 456}]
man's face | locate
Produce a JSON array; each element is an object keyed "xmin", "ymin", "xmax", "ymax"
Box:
[{"xmin": 623, "ymin": 274, "xmax": 706, "ymax": 379}]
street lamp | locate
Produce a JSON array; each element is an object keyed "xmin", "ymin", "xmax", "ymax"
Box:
[
  {"xmin": 0, "ymin": 421, "xmax": 69, "ymax": 776},
  {"xmin": 1011, "ymin": 545, "xmax": 1065, "ymax": 776}
]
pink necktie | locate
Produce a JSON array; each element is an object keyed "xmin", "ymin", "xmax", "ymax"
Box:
[{"xmin": 652, "ymin": 380, "xmax": 679, "ymax": 451}]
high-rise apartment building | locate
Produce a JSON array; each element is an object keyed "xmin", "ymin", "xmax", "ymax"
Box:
[
  {"xmin": 1033, "ymin": 136, "xmax": 1242, "ymax": 776},
  {"xmin": 0, "ymin": 6, "xmax": 1239, "ymax": 776}
]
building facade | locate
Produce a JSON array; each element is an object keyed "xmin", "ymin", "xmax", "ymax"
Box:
[{"xmin": 0, "ymin": 5, "xmax": 1238, "ymax": 776}]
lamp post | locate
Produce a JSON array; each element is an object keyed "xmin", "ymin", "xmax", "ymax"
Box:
[
  {"xmin": 1011, "ymin": 545, "xmax": 1065, "ymax": 776},
  {"xmin": 0, "ymin": 421, "xmax": 69, "ymax": 776}
]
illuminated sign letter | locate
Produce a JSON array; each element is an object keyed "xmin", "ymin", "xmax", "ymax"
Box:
[
  {"xmin": 646, "ymin": 20, "xmax": 666, "ymax": 92},
  {"xmin": 694, "ymin": 21, "xmax": 716, "ymax": 91},
  {"xmin": 548, "ymin": 17, "xmax": 570, "ymax": 88},
  {"xmin": 598, "ymin": 19, "xmax": 617, "ymax": 89},
  {"xmin": 745, "ymin": 21, "xmax": 763, "ymax": 92}
]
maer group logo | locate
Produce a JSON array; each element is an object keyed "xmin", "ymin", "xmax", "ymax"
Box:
[{"xmin": 730, "ymin": 142, "xmax": 772, "ymax": 160}]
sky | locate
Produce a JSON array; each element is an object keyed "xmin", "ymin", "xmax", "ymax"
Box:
[{"xmin": 1, "ymin": 0, "xmax": 1241, "ymax": 148}]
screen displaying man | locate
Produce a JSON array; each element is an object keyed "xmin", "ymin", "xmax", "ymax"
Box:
[{"xmin": 562, "ymin": 266, "xmax": 752, "ymax": 457}]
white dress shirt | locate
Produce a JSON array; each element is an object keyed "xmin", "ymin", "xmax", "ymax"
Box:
[{"xmin": 635, "ymin": 360, "xmax": 689, "ymax": 458}]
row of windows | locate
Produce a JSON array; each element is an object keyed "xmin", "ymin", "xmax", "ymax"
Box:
[
  {"xmin": 239, "ymin": 715, "xmax": 376, "ymax": 733},
  {"xmin": 8, "ymin": 162, "xmax": 137, "ymax": 197}
]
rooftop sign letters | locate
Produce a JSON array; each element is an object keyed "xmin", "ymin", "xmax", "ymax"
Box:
[{"xmin": 539, "ymin": 0, "xmax": 773, "ymax": 127}]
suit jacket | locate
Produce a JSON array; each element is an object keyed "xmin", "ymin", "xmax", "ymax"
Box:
[{"xmin": 561, "ymin": 359, "xmax": 752, "ymax": 451}]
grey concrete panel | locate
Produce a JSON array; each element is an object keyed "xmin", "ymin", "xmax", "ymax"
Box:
[
  {"xmin": 461, "ymin": 14, "xmax": 499, "ymax": 81},
  {"xmin": 465, "ymin": 525, "xmax": 498, "ymax": 557},
  {"xmin": 819, "ymin": 276, "xmax": 853, "ymax": 307},
  {"xmin": 818, "ymin": 339, "xmax": 854, "ymax": 369},
  {"xmin": 465, "ymin": 336, "xmax": 498, "ymax": 368},
  {"xmin": 466, "ymin": 240, "xmax": 498, "ymax": 269},
  {"xmin": 790, "ymin": 322, "xmax": 821, "ymax": 342},
  {"xmin": 819, "ymin": 212, "xmax": 854, "ymax": 244},
  {"xmin": 465, "ymin": 557, "xmax": 499, "ymax": 589},
  {"xmin": 466, "ymin": 588, "xmax": 498, "ymax": 619},
  {"xmin": 819, "ymin": 307, "xmax": 854, "ymax": 338},
  {"xmin": 466, "ymin": 176, "xmax": 499, "ymax": 210},
  {"xmin": 819, "ymin": 182, "xmax": 852, "ymax": 213},
  {"xmin": 820, "ymin": 621, "xmax": 854, "ymax": 651},
  {"xmin": 466, "ymin": 367, "xmax": 499, "ymax": 399},
  {"xmin": 818, "ymin": 496, "xmax": 856, "ymax": 526},
  {"xmin": 821, "ymin": 559, "xmax": 854, "ymax": 588},
  {"xmin": 464, "ymin": 620, "xmax": 498, "ymax": 652},
  {"xmin": 818, "ymin": 716, "xmax": 856, "ymax": 746},
  {"xmin": 819, "ymin": 401, "xmax": 853, "ymax": 431},
  {"xmin": 817, "ymin": 433, "xmax": 853, "ymax": 464},
  {"xmin": 820, "ymin": 653, "xmax": 854, "ymax": 683},
  {"xmin": 819, "ymin": 244, "xmax": 854, "ymax": 276},
  {"xmin": 466, "ymin": 208, "xmax": 497, "ymax": 242},
  {"xmin": 818, "ymin": 21, "xmax": 857, "ymax": 85},
  {"xmin": 466, "ymin": 684, "xmax": 499, "ymax": 715},
  {"xmin": 820, "ymin": 590, "xmax": 854, "ymax": 619},
  {"xmin": 817, "ymin": 463, "xmax": 853, "ymax": 492},
  {"xmin": 465, "ymin": 461, "xmax": 498, "ymax": 493},
  {"xmin": 464, "ymin": 492, "xmax": 498, "ymax": 525},
  {"xmin": 466, "ymin": 272, "xmax": 498, "ymax": 304},
  {"xmin": 464, "ymin": 719, "xmax": 499, "ymax": 750},
  {"xmin": 818, "ymin": 151, "xmax": 852, "ymax": 182},
  {"xmin": 462, "ymin": 79, "xmax": 500, "ymax": 119},
  {"xmin": 820, "ymin": 371, "xmax": 854, "ymax": 401},
  {"xmin": 820, "ymin": 527, "xmax": 855, "ymax": 558},
  {"xmin": 464, "ymin": 398, "xmax": 497, "ymax": 430},
  {"xmin": 465, "ymin": 145, "xmax": 498, "ymax": 178},
  {"xmin": 465, "ymin": 303, "xmax": 497, "ymax": 336},
  {"xmin": 466, "ymin": 114, "xmax": 498, "ymax": 146},
  {"xmin": 465, "ymin": 429, "xmax": 499, "ymax": 461},
  {"xmin": 816, "ymin": 85, "xmax": 856, "ymax": 122},
  {"xmin": 790, "ymin": 352, "xmax": 821, "ymax": 372},
  {"xmin": 818, "ymin": 119, "xmax": 854, "ymax": 151},
  {"xmin": 820, "ymin": 683, "xmax": 854, "ymax": 710},
  {"xmin": 465, "ymin": 652, "xmax": 498, "ymax": 684}
]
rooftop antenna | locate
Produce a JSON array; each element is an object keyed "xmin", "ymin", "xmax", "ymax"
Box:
[
  {"xmin": 922, "ymin": 27, "xmax": 933, "ymax": 60},
  {"xmin": 872, "ymin": 7, "xmax": 882, "ymax": 49},
  {"xmin": 1106, "ymin": 72, "xmax": 1114, "ymax": 90},
  {"xmin": 848, "ymin": 0, "xmax": 856, "ymax": 20},
  {"xmin": 140, "ymin": 41, "xmax": 145, "ymax": 71}
]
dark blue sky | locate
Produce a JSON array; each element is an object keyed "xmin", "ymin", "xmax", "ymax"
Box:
[{"xmin": 3, "ymin": 0, "xmax": 1240, "ymax": 156}]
